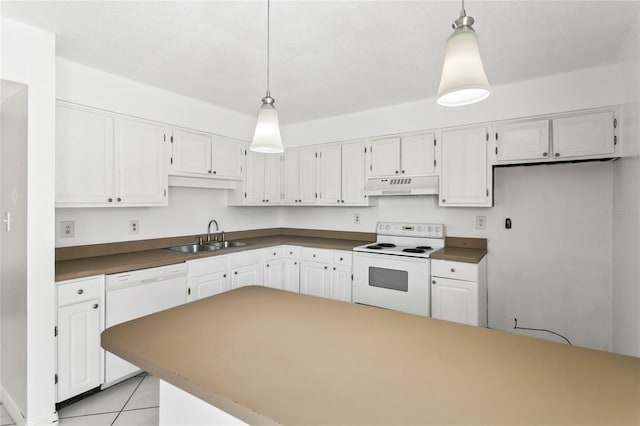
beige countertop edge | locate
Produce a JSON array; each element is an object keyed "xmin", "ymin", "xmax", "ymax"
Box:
[
  {"xmin": 431, "ymin": 247, "xmax": 487, "ymax": 264},
  {"xmin": 56, "ymin": 236, "xmax": 370, "ymax": 281}
]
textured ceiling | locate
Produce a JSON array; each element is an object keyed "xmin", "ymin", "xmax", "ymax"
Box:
[{"xmin": 1, "ymin": 1, "xmax": 637, "ymax": 124}]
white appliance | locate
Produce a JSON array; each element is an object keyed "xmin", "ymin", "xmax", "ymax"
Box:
[
  {"xmin": 104, "ymin": 263, "xmax": 187, "ymax": 386},
  {"xmin": 352, "ymin": 222, "xmax": 445, "ymax": 316},
  {"xmin": 363, "ymin": 176, "xmax": 439, "ymax": 196}
]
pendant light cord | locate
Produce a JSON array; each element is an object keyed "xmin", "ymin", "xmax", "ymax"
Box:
[
  {"xmin": 460, "ymin": 0, "xmax": 466, "ymax": 18},
  {"xmin": 266, "ymin": 0, "xmax": 270, "ymax": 95}
]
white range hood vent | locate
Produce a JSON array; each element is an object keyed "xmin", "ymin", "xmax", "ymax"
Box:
[{"xmin": 363, "ymin": 176, "xmax": 439, "ymax": 196}]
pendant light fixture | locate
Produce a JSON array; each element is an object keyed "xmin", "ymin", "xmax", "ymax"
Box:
[
  {"xmin": 250, "ymin": 0, "xmax": 284, "ymax": 153},
  {"xmin": 437, "ymin": 0, "xmax": 491, "ymax": 107}
]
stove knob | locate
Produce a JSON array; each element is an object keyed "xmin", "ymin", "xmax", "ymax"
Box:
[{"xmin": 385, "ymin": 225, "xmax": 390, "ymax": 230}]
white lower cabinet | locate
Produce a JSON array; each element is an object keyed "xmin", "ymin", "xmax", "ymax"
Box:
[
  {"xmin": 330, "ymin": 251, "xmax": 352, "ymax": 302},
  {"xmin": 300, "ymin": 248, "xmax": 352, "ymax": 301},
  {"xmin": 431, "ymin": 258, "xmax": 487, "ymax": 327},
  {"xmin": 263, "ymin": 258, "xmax": 285, "ymax": 290},
  {"xmin": 229, "ymin": 250, "xmax": 263, "ymax": 289},
  {"xmin": 300, "ymin": 260, "xmax": 331, "ymax": 298},
  {"xmin": 187, "ymin": 256, "xmax": 230, "ymax": 301},
  {"xmin": 56, "ymin": 275, "xmax": 105, "ymax": 402}
]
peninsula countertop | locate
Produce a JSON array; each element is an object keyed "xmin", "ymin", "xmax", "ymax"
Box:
[{"xmin": 102, "ymin": 287, "xmax": 640, "ymax": 426}]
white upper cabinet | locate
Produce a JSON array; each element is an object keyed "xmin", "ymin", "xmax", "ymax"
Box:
[
  {"xmin": 264, "ymin": 154, "xmax": 283, "ymax": 204},
  {"xmin": 283, "ymin": 150, "xmax": 300, "ymax": 203},
  {"xmin": 283, "ymin": 148, "xmax": 318, "ymax": 205},
  {"xmin": 496, "ymin": 119, "xmax": 551, "ymax": 162},
  {"xmin": 370, "ymin": 138, "xmax": 401, "ymax": 177},
  {"xmin": 400, "ymin": 133, "xmax": 436, "ymax": 176},
  {"xmin": 230, "ymin": 150, "xmax": 281, "ymax": 205},
  {"xmin": 552, "ymin": 111, "xmax": 615, "ymax": 159},
  {"xmin": 56, "ymin": 103, "xmax": 167, "ymax": 207},
  {"xmin": 341, "ymin": 142, "xmax": 367, "ymax": 205},
  {"xmin": 170, "ymin": 130, "xmax": 243, "ymax": 179},
  {"xmin": 318, "ymin": 145, "xmax": 342, "ymax": 205},
  {"xmin": 116, "ymin": 118, "xmax": 167, "ymax": 205},
  {"xmin": 439, "ymin": 126, "xmax": 492, "ymax": 207},
  {"xmin": 369, "ymin": 134, "xmax": 435, "ymax": 177},
  {"xmin": 299, "ymin": 148, "xmax": 318, "ymax": 203}
]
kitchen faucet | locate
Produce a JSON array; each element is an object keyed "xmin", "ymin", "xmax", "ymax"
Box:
[{"xmin": 206, "ymin": 219, "xmax": 224, "ymax": 242}]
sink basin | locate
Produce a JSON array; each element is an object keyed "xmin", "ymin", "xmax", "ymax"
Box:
[{"xmin": 162, "ymin": 240, "xmax": 249, "ymax": 255}]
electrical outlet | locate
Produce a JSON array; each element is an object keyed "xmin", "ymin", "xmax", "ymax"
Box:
[
  {"xmin": 129, "ymin": 219, "xmax": 139, "ymax": 235},
  {"xmin": 475, "ymin": 216, "xmax": 486, "ymax": 230},
  {"xmin": 354, "ymin": 213, "xmax": 361, "ymax": 224},
  {"xmin": 60, "ymin": 221, "xmax": 75, "ymax": 238}
]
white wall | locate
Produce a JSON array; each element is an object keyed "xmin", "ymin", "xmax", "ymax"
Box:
[
  {"xmin": 612, "ymin": 15, "xmax": 640, "ymax": 357},
  {"xmin": 55, "ymin": 59, "xmax": 280, "ymax": 247},
  {"xmin": 1, "ymin": 82, "xmax": 28, "ymax": 422},
  {"xmin": 0, "ymin": 18, "xmax": 56, "ymax": 426}
]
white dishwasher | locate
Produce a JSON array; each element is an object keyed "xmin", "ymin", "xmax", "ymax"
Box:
[{"xmin": 105, "ymin": 263, "xmax": 187, "ymax": 386}]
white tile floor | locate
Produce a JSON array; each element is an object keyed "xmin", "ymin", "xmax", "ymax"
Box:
[{"xmin": 0, "ymin": 372, "xmax": 159, "ymax": 426}]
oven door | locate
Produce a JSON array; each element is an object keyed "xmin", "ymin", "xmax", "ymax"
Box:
[{"xmin": 352, "ymin": 252, "xmax": 430, "ymax": 316}]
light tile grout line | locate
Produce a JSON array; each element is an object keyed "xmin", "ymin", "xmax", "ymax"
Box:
[{"xmin": 110, "ymin": 374, "xmax": 147, "ymax": 426}]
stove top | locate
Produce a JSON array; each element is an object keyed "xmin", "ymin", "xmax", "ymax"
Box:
[{"xmin": 353, "ymin": 222, "xmax": 445, "ymax": 259}]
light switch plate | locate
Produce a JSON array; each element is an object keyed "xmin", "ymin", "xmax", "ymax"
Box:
[
  {"xmin": 129, "ymin": 219, "xmax": 139, "ymax": 234},
  {"xmin": 60, "ymin": 221, "xmax": 75, "ymax": 238}
]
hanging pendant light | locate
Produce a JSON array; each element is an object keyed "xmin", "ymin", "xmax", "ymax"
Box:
[
  {"xmin": 250, "ymin": 0, "xmax": 284, "ymax": 153},
  {"xmin": 437, "ymin": 0, "xmax": 491, "ymax": 107}
]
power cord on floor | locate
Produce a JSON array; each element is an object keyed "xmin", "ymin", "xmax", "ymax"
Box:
[{"xmin": 513, "ymin": 318, "xmax": 572, "ymax": 345}]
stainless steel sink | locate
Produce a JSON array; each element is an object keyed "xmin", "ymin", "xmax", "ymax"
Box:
[{"xmin": 162, "ymin": 240, "xmax": 249, "ymax": 254}]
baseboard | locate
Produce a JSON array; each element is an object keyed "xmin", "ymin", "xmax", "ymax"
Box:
[{"xmin": 1, "ymin": 385, "xmax": 25, "ymax": 426}]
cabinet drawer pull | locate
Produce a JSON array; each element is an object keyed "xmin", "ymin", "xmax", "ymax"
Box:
[
  {"xmin": 542, "ymin": 152, "xmax": 548, "ymax": 157},
  {"xmin": 554, "ymin": 153, "xmax": 560, "ymax": 157},
  {"xmin": 313, "ymin": 254, "xmax": 316, "ymax": 258},
  {"xmin": 333, "ymin": 267, "xmax": 336, "ymax": 270},
  {"xmin": 77, "ymin": 289, "xmax": 84, "ymax": 295},
  {"xmin": 234, "ymin": 271, "xmax": 238, "ymax": 275},
  {"xmin": 93, "ymin": 303, "xmax": 99, "ymax": 309},
  {"xmin": 108, "ymin": 198, "xmax": 113, "ymax": 203},
  {"xmin": 117, "ymin": 197, "xmax": 122, "ymax": 202},
  {"xmin": 450, "ymin": 268, "xmax": 456, "ymax": 273},
  {"xmin": 294, "ymin": 262, "xmax": 297, "ymax": 265},
  {"xmin": 432, "ymin": 280, "xmax": 436, "ymax": 284},
  {"xmin": 324, "ymin": 266, "xmax": 328, "ymax": 270},
  {"xmin": 339, "ymin": 257, "xmax": 343, "ymax": 261},
  {"xmin": 223, "ymin": 274, "xmax": 227, "ymax": 278},
  {"xmin": 266, "ymin": 264, "xmax": 270, "ymax": 267}
]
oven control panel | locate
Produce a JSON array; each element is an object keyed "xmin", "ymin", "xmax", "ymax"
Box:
[{"xmin": 376, "ymin": 222, "xmax": 445, "ymax": 238}]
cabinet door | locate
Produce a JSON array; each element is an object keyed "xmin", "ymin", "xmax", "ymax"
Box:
[
  {"xmin": 401, "ymin": 133, "xmax": 435, "ymax": 175},
  {"xmin": 552, "ymin": 112, "xmax": 615, "ymax": 159},
  {"xmin": 282, "ymin": 150, "xmax": 300, "ymax": 203},
  {"xmin": 370, "ymin": 138, "xmax": 400, "ymax": 177},
  {"xmin": 57, "ymin": 300, "xmax": 102, "ymax": 402},
  {"xmin": 440, "ymin": 127, "xmax": 491, "ymax": 207},
  {"xmin": 188, "ymin": 271, "xmax": 230, "ymax": 302},
  {"xmin": 299, "ymin": 148, "xmax": 318, "ymax": 204},
  {"xmin": 341, "ymin": 142, "xmax": 367, "ymax": 204},
  {"xmin": 244, "ymin": 150, "xmax": 265, "ymax": 204},
  {"xmin": 231, "ymin": 264, "xmax": 263, "ymax": 289},
  {"xmin": 115, "ymin": 118, "xmax": 167, "ymax": 206},
  {"xmin": 431, "ymin": 277, "xmax": 478, "ymax": 326},
  {"xmin": 171, "ymin": 129, "xmax": 211, "ymax": 175},
  {"xmin": 211, "ymin": 138, "xmax": 243, "ymax": 178},
  {"xmin": 263, "ymin": 154, "xmax": 282, "ymax": 204},
  {"xmin": 300, "ymin": 261, "xmax": 331, "ymax": 298},
  {"xmin": 284, "ymin": 259, "xmax": 300, "ymax": 293},
  {"xmin": 330, "ymin": 264, "xmax": 352, "ymax": 302},
  {"xmin": 263, "ymin": 258, "xmax": 285, "ymax": 290},
  {"xmin": 56, "ymin": 104, "xmax": 114, "ymax": 206},
  {"xmin": 318, "ymin": 145, "xmax": 342, "ymax": 205},
  {"xmin": 497, "ymin": 120, "xmax": 550, "ymax": 162}
]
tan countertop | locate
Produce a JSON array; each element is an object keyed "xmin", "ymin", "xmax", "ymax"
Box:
[
  {"xmin": 431, "ymin": 236, "xmax": 488, "ymax": 263},
  {"xmin": 56, "ymin": 233, "xmax": 371, "ymax": 281},
  {"xmin": 102, "ymin": 286, "xmax": 640, "ymax": 426}
]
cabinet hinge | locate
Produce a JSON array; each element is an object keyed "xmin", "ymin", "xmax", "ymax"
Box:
[
  {"xmin": 486, "ymin": 133, "xmax": 489, "ymax": 141},
  {"xmin": 495, "ymin": 132, "xmax": 498, "ymax": 140},
  {"xmin": 364, "ymin": 147, "xmax": 367, "ymax": 153},
  {"xmin": 54, "ymin": 374, "xmax": 58, "ymax": 385},
  {"xmin": 164, "ymin": 189, "xmax": 167, "ymax": 197},
  {"xmin": 486, "ymin": 189, "xmax": 489, "ymax": 196},
  {"xmin": 370, "ymin": 146, "xmax": 373, "ymax": 153},
  {"xmin": 315, "ymin": 152, "xmax": 317, "ymax": 158},
  {"xmin": 433, "ymin": 139, "xmax": 436, "ymax": 146},
  {"xmin": 170, "ymin": 157, "xmax": 173, "ymax": 165},
  {"xmin": 315, "ymin": 193, "xmax": 318, "ymax": 199},
  {"xmin": 369, "ymin": 164, "xmax": 372, "ymax": 171},
  {"xmin": 245, "ymin": 149, "xmax": 247, "ymax": 156},
  {"xmin": 170, "ymin": 135, "xmax": 173, "ymax": 143},
  {"xmin": 614, "ymin": 135, "xmax": 617, "ymax": 145},
  {"xmin": 614, "ymin": 118, "xmax": 618, "ymax": 129},
  {"xmin": 188, "ymin": 288, "xmax": 191, "ymax": 295},
  {"xmin": 244, "ymin": 192, "xmax": 247, "ymax": 198},
  {"xmin": 495, "ymin": 147, "xmax": 498, "ymax": 155},
  {"xmin": 351, "ymin": 274, "xmax": 353, "ymax": 281},
  {"xmin": 163, "ymin": 134, "xmax": 166, "ymax": 142},
  {"xmin": 434, "ymin": 159, "xmax": 436, "ymax": 167},
  {"xmin": 54, "ymin": 326, "xmax": 57, "ymax": 337}
]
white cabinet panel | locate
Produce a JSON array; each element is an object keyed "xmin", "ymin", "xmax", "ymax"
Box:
[
  {"xmin": 497, "ymin": 120, "xmax": 550, "ymax": 162},
  {"xmin": 212, "ymin": 138, "xmax": 243, "ymax": 178},
  {"xmin": 231, "ymin": 264, "xmax": 262, "ymax": 289},
  {"xmin": 56, "ymin": 105, "xmax": 114, "ymax": 206},
  {"xmin": 238, "ymin": 151, "xmax": 281, "ymax": 205},
  {"xmin": 189, "ymin": 271, "xmax": 230, "ymax": 301},
  {"xmin": 57, "ymin": 299, "xmax": 102, "ymax": 402},
  {"xmin": 244, "ymin": 150, "xmax": 265, "ymax": 204},
  {"xmin": 440, "ymin": 126, "xmax": 491, "ymax": 207},
  {"xmin": 264, "ymin": 154, "xmax": 282, "ymax": 204},
  {"xmin": 370, "ymin": 138, "xmax": 401, "ymax": 177},
  {"xmin": 300, "ymin": 261, "xmax": 331, "ymax": 298},
  {"xmin": 263, "ymin": 258, "xmax": 285, "ymax": 290},
  {"xmin": 283, "ymin": 150, "xmax": 300, "ymax": 203},
  {"xmin": 401, "ymin": 133, "xmax": 435, "ymax": 176},
  {"xmin": 115, "ymin": 118, "xmax": 167, "ymax": 205},
  {"xmin": 284, "ymin": 258, "xmax": 300, "ymax": 293},
  {"xmin": 341, "ymin": 142, "xmax": 367, "ymax": 205},
  {"xmin": 318, "ymin": 145, "xmax": 342, "ymax": 204},
  {"xmin": 552, "ymin": 111, "xmax": 615, "ymax": 159},
  {"xmin": 171, "ymin": 129, "xmax": 211, "ymax": 175},
  {"xmin": 431, "ymin": 277, "xmax": 477, "ymax": 326},
  {"xmin": 299, "ymin": 148, "xmax": 318, "ymax": 203},
  {"xmin": 330, "ymin": 264, "xmax": 352, "ymax": 302}
]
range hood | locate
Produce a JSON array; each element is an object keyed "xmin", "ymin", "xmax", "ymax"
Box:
[{"xmin": 363, "ymin": 176, "xmax": 439, "ymax": 196}]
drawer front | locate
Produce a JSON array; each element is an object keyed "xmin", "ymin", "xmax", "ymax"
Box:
[
  {"xmin": 263, "ymin": 246, "xmax": 284, "ymax": 260},
  {"xmin": 229, "ymin": 249, "xmax": 262, "ymax": 269},
  {"xmin": 284, "ymin": 245, "xmax": 301, "ymax": 259},
  {"xmin": 332, "ymin": 251, "xmax": 352, "ymax": 266},
  {"xmin": 188, "ymin": 256, "xmax": 228, "ymax": 277},
  {"xmin": 57, "ymin": 275, "xmax": 104, "ymax": 307},
  {"xmin": 431, "ymin": 259, "xmax": 478, "ymax": 282},
  {"xmin": 302, "ymin": 247, "xmax": 331, "ymax": 263}
]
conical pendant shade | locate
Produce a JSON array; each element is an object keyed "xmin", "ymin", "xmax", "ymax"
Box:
[
  {"xmin": 251, "ymin": 101, "xmax": 284, "ymax": 153},
  {"xmin": 437, "ymin": 27, "xmax": 491, "ymax": 107}
]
